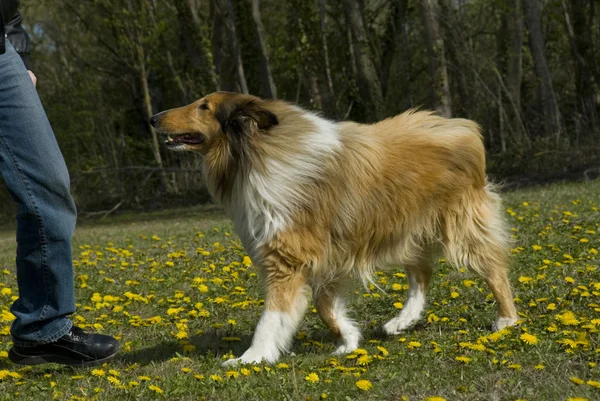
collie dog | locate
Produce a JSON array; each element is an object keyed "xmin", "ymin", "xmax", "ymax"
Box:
[{"xmin": 150, "ymin": 92, "xmax": 518, "ymax": 366}]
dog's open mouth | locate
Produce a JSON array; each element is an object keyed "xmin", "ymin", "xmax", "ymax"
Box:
[{"xmin": 164, "ymin": 134, "xmax": 205, "ymax": 147}]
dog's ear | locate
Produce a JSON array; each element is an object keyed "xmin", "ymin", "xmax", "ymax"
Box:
[{"xmin": 217, "ymin": 99, "xmax": 278, "ymax": 136}]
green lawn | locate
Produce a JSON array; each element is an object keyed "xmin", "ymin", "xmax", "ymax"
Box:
[{"xmin": 0, "ymin": 180, "xmax": 599, "ymax": 401}]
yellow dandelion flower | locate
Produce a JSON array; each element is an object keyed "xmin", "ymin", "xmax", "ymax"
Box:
[
  {"xmin": 557, "ymin": 311, "xmax": 580, "ymax": 325},
  {"xmin": 567, "ymin": 398, "xmax": 588, "ymax": 401},
  {"xmin": 225, "ymin": 370, "xmax": 239, "ymax": 379},
  {"xmin": 305, "ymin": 373, "xmax": 319, "ymax": 383},
  {"xmin": 455, "ymin": 356, "xmax": 471, "ymax": 363},
  {"xmin": 520, "ymin": 333, "xmax": 539, "ymax": 345},
  {"xmin": 128, "ymin": 381, "xmax": 139, "ymax": 387},
  {"xmin": 355, "ymin": 379, "xmax": 373, "ymax": 390},
  {"xmin": 508, "ymin": 364, "xmax": 521, "ymax": 370},
  {"xmin": 357, "ymin": 355, "xmax": 372, "ymax": 365},
  {"xmin": 240, "ymin": 368, "xmax": 251, "ymax": 376},
  {"xmin": 138, "ymin": 376, "xmax": 151, "ymax": 381},
  {"xmin": 277, "ymin": 363, "xmax": 289, "ymax": 369},
  {"xmin": 91, "ymin": 369, "xmax": 105, "ymax": 377},
  {"xmin": 393, "ymin": 302, "xmax": 404, "ymax": 309},
  {"xmin": 587, "ymin": 380, "xmax": 600, "ymax": 388},
  {"xmin": 534, "ymin": 364, "xmax": 545, "ymax": 370},
  {"xmin": 149, "ymin": 384, "xmax": 163, "ymax": 394},
  {"xmin": 532, "ymin": 245, "xmax": 542, "ymax": 251},
  {"xmin": 570, "ymin": 377, "xmax": 585, "ymax": 385},
  {"xmin": 210, "ymin": 374, "xmax": 223, "ymax": 382},
  {"xmin": 518, "ymin": 276, "xmax": 534, "ymax": 284},
  {"xmin": 407, "ymin": 341, "xmax": 421, "ymax": 349},
  {"xmin": 377, "ymin": 346, "xmax": 389, "ymax": 356},
  {"xmin": 425, "ymin": 397, "xmax": 446, "ymax": 401},
  {"xmin": 107, "ymin": 376, "xmax": 120, "ymax": 386}
]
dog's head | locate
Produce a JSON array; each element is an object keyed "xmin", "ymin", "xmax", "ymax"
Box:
[{"xmin": 149, "ymin": 91, "xmax": 279, "ymax": 155}]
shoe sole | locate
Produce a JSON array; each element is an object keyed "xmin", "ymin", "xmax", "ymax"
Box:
[{"xmin": 8, "ymin": 348, "xmax": 117, "ymax": 368}]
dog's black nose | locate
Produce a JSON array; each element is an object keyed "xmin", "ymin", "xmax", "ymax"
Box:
[{"xmin": 149, "ymin": 114, "xmax": 159, "ymax": 127}]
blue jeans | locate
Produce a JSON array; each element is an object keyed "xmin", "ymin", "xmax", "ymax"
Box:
[{"xmin": 0, "ymin": 40, "xmax": 76, "ymax": 345}]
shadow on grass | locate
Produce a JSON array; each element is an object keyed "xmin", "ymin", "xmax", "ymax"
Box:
[
  {"xmin": 117, "ymin": 320, "xmax": 448, "ymax": 366},
  {"xmin": 117, "ymin": 332, "xmax": 255, "ymax": 366}
]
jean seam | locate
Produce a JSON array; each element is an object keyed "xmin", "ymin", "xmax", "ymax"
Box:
[{"xmin": 0, "ymin": 133, "xmax": 51, "ymax": 341}]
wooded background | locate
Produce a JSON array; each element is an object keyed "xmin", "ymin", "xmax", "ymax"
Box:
[{"xmin": 8, "ymin": 0, "xmax": 600, "ymax": 216}]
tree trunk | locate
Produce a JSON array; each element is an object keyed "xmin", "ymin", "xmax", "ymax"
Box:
[
  {"xmin": 319, "ymin": 0, "xmax": 334, "ymax": 101},
  {"xmin": 135, "ymin": 44, "xmax": 168, "ymax": 191},
  {"xmin": 343, "ymin": 0, "xmax": 385, "ymax": 121},
  {"xmin": 562, "ymin": 0, "xmax": 597, "ymax": 127},
  {"xmin": 289, "ymin": 0, "xmax": 337, "ymax": 118},
  {"xmin": 497, "ymin": 0, "xmax": 525, "ymax": 146},
  {"xmin": 380, "ymin": 0, "xmax": 408, "ymax": 98},
  {"xmin": 440, "ymin": 0, "xmax": 470, "ymax": 117},
  {"xmin": 505, "ymin": 0, "xmax": 523, "ymax": 114},
  {"xmin": 250, "ymin": 0, "xmax": 277, "ymax": 98},
  {"xmin": 420, "ymin": 0, "xmax": 452, "ymax": 118},
  {"xmin": 174, "ymin": 0, "xmax": 218, "ymax": 96},
  {"xmin": 224, "ymin": 0, "xmax": 249, "ymax": 94},
  {"xmin": 523, "ymin": 0, "xmax": 562, "ymax": 141}
]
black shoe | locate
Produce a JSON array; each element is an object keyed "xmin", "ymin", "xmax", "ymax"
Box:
[{"xmin": 8, "ymin": 326, "xmax": 119, "ymax": 367}]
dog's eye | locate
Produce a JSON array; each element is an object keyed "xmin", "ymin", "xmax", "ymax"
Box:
[{"xmin": 199, "ymin": 104, "xmax": 209, "ymax": 110}]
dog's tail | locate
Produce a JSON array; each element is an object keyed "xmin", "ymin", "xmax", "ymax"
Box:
[{"xmin": 441, "ymin": 181, "xmax": 512, "ymax": 277}]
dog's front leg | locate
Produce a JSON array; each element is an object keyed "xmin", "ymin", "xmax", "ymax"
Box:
[{"xmin": 222, "ymin": 263, "xmax": 309, "ymax": 366}]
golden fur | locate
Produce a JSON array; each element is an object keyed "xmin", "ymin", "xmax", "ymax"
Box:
[{"xmin": 151, "ymin": 91, "xmax": 519, "ymax": 365}]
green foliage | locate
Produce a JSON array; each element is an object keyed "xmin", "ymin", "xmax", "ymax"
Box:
[{"xmin": 11, "ymin": 0, "xmax": 600, "ymax": 213}]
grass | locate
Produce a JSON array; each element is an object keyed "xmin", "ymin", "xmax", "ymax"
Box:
[{"xmin": 0, "ymin": 179, "xmax": 599, "ymax": 401}]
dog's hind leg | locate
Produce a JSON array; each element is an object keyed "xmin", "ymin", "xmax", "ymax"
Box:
[
  {"xmin": 443, "ymin": 186, "xmax": 518, "ymax": 331},
  {"xmin": 314, "ymin": 281, "xmax": 361, "ymax": 355},
  {"xmin": 222, "ymin": 262, "xmax": 309, "ymax": 366},
  {"xmin": 383, "ymin": 260, "xmax": 433, "ymax": 335}
]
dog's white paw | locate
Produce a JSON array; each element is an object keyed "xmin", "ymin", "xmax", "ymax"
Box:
[
  {"xmin": 221, "ymin": 357, "xmax": 245, "ymax": 367},
  {"xmin": 492, "ymin": 316, "xmax": 517, "ymax": 332},
  {"xmin": 383, "ymin": 316, "xmax": 417, "ymax": 335},
  {"xmin": 221, "ymin": 347, "xmax": 278, "ymax": 367},
  {"xmin": 332, "ymin": 342, "xmax": 358, "ymax": 356}
]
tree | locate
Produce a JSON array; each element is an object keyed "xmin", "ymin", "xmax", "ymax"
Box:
[
  {"xmin": 210, "ymin": 0, "xmax": 248, "ymax": 93},
  {"xmin": 523, "ymin": 0, "xmax": 562, "ymax": 141},
  {"xmin": 420, "ymin": 0, "xmax": 452, "ymax": 118},
  {"xmin": 250, "ymin": 0, "xmax": 277, "ymax": 99},
  {"xmin": 561, "ymin": 0, "xmax": 598, "ymax": 128},
  {"xmin": 173, "ymin": 0, "xmax": 218, "ymax": 98},
  {"xmin": 343, "ymin": 0, "xmax": 384, "ymax": 121}
]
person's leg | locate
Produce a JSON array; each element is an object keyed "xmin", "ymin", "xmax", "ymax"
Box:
[
  {"xmin": 0, "ymin": 40, "xmax": 75, "ymax": 344},
  {"xmin": 0, "ymin": 41, "xmax": 117, "ymax": 366}
]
